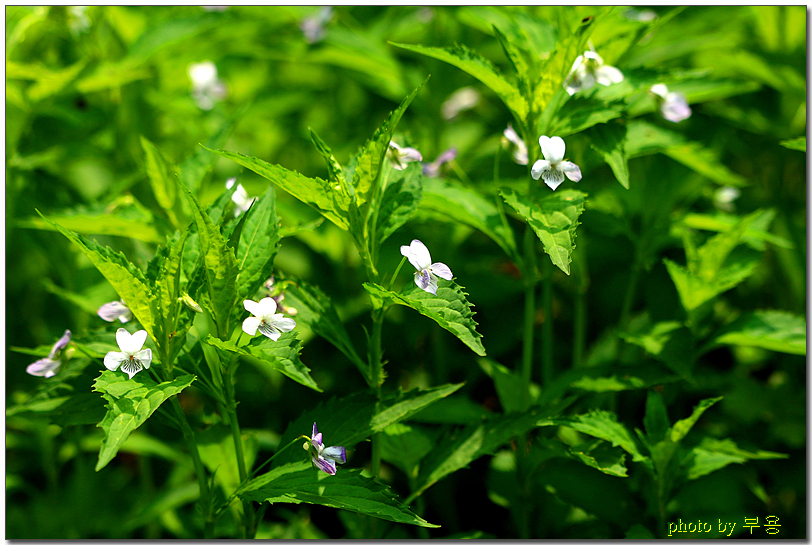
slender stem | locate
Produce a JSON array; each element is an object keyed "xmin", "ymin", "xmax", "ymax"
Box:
[
  {"xmin": 368, "ymin": 308, "xmax": 385, "ymax": 477},
  {"xmin": 222, "ymin": 364, "xmax": 256, "ymax": 538},
  {"xmin": 541, "ymin": 259, "xmax": 554, "ymax": 387},
  {"xmin": 521, "ymin": 227, "xmax": 537, "ymax": 384},
  {"xmin": 170, "ymin": 396, "xmax": 215, "ymax": 539},
  {"xmin": 387, "ymin": 257, "xmax": 407, "ymax": 291},
  {"xmin": 572, "ymin": 251, "xmax": 588, "ymax": 369}
]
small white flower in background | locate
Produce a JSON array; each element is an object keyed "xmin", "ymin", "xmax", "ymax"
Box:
[
  {"xmin": 104, "ymin": 329, "xmax": 152, "ymax": 380},
  {"xmin": 202, "ymin": 6, "xmax": 228, "ymax": 11},
  {"xmin": 423, "ymin": 148, "xmax": 457, "ymax": 178},
  {"xmin": 226, "ymin": 178, "xmax": 256, "ymax": 216},
  {"xmin": 68, "ymin": 6, "xmax": 90, "ymax": 35},
  {"xmin": 650, "ymin": 84, "xmax": 692, "ymax": 123},
  {"xmin": 441, "ymin": 87, "xmax": 481, "ymax": 120},
  {"xmin": 564, "ymin": 50, "xmax": 624, "ymax": 96},
  {"xmin": 623, "ymin": 8, "xmax": 657, "ymax": 22},
  {"xmin": 502, "ymin": 124, "xmax": 529, "ymax": 165},
  {"xmin": 27, "ymin": 330, "xmax": 72, "ymax": 378},
  {"xmin": 531, "ymin": 136, "xmax": 582, "ymax": 191},
  {"xmin": 386, "ymin": 141, "xmax": 423, "ymax": 171},
  {"xmin": 400, "ymin": 239, "xmax": 453, "ymax": 296},
  {"xmin": 300, "ymin": 6, "xmax": 333, "ymax": 44},
  {"xmin": 188, "ymin": 61, "xmax": 227, "ymax": 110},
  {"xmin": 714, "ymin": 186, "xmax": 741, "ymax": 212},
  {"xmin": 98, "ymin": 301, "xmax": 132, "ymax": 323},
  {"xmin": 242, "ymin": 297, "xmax": 296, "ymax": 341}
]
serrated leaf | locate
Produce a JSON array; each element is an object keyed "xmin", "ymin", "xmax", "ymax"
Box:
[
  {"xmin": 664, "ymin": 251, "xmax": 761, "ymax": 313},
  {"xmin": 587, "ymin": 121, "xmax": 629, "ymax": 189},
  {"xmin": 684, "ymin": 437, "xmax": 788, "ymax": 480},
  {"xmin": 205, "ymin": 335, "xmax": 320, "ymax": 392},
  {"xmin": 421, "ymin": 177, "xmax": 518, "ymax": 262},
  {"xmin": 709, "ymin": 310, "xmax": 806, "ymax": 356},
  {"xmin": 309, "ymin": 128, "xmax": 351, "ymax": 199},
  {"xmin": 153, "ymin": 230, "xmax": 190, "ymax": 365},
  {"xmin": 391, "ymin": 42, "xmax": 527, "ymax": 119},
  {"xmin": 549, "ymin": 410, "xmax": 647, "ymax": 463},
  {"xmin": 500, "ymin": 187, "xmax": 586, "ymax": 275},
  {"xmin": 780, "ymin": 137, "xmax": 805, "ymax": 151},
  {"xmin": 670, "ymin": 396, "xmax": 723, "ymax": 443},
  {"xmin": 363, "ymin": 283, "xmax": 486, "ymax": 357},
  {"xmin": 239, "ymin": 464, "xmax": 438, "ymax": 528},
  {"xmin": 282, "ymin": 279, "xmax": 369, "ymax": 382},
  {"xmin": 549, "ymin": 94, "xmax": 627, "ymax": 136},
  {"xmin": 140, "ymin": 135, "xmax": 176, "ymax": 213},
  {"xmin": 92, "ymin": 371, "xmax": 196, "ymax": 471},
  {"xmin": 568, "ymin": 440, "xmax": 629, "ymax": 477},
  {"xmin": 234, "ymin": 185, "xmax": 281, "ymax": 302},
  {"xmin": 374, "ymin": 166, "xmax": 422, "ymax": 246},
  {"xmin": 203, "ymin": 146, "xmax": 350, "ymax": 230}
]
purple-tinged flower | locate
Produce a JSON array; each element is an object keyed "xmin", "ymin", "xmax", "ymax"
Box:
[
  {"xmin": 564, "ymin": 50, "xmax": 624, "ymax": 96},
  {"xmin": 309, "ymin": 422, "xmax": 346, "ymax": 475},
  {"xmin": 188, "ymin": 61, "xmax": 227, "ymax": 110},
  {"xmin": 242, "ymin": 297, "xmax": 296, "ymax": 341},
  {"xmin": 423, "ymin": 148, "xmax": 458, "ymax": 178},
  {"xmin": 400, "ymin": 239, "xmax": 453, "ymax": 295},
  {"xmin": 98, "ymin": 301, "xmax": 132, "ymax": 323},
  {"xmin": 650, "ymin": 84, "xmax": 691, "ymax": 123},
  {"xmin": 387, "ymin": 142, "xmax": 423, "ymax": 171},
  {"xmin": 27, "ymin": 330, "xmax": 71, "ymax": 378},
  {"xmin": 531, "ymin": 136, "xmax": 582, "ymax": 191},
  {"xmin": 441, "ymin": 87, "xmax": 481, "ymax": 120},
  {"xmin": 502, "ymin": 124, "xmax": 528, "ymax": 165},
  {"xmin": 300, "ymin": 6, "xmax": 333, "ymax": 44},
  {"xmin": 104, "ymin": 329, "xmax": 152, "ymax": 380},
  {"xmin": 226, "ymin": 178, "xmax": 256, "ymax": 216}
]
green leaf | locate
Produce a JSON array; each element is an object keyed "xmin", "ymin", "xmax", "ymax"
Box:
[
  {"xmin": 92, "ymin": 371, "xmax": 196, "ymax": 471},
  {"xmin": 380, "ymin": 423, "xmax": 435, "ymax": 479},
  {"xmin": 780, "ymin": 137, "xmax": 805, "ymax": 151},
  {"xmin": 6, "ymin": 393, "xmax": 106, "ymax": 427},
  {"xmin": 643, "ymin": 390, "xmax": 671, "ymax": 444},
  {"xmin": 421, "ymin": 177, "xmax": 518, "ymax": 262},
  {"xmin": 548, "ymin": 410, "xmax": 647, "ymax": 463},
  {"xmin": 477, "ymin": 358, "xmax": 533, "ymax": 413},
  {"xmin": 364, "ymin": 283, "xmax": 486, "ymax": 357},
  {"xmin": 197, "ymin": 426, "xmax": 259, "ymax": 497},
  {"xmin": 37, "ymin": 211, "xmax": 158, "ymax": 342},
  {"xmin": 684, "ymin": 437, "xmax": 788, "ymax": 480},
  {"xmin": 709, "ymin": 310, "xmax": 806, "ymax": 356},
  {"xmin": 391, "ymin": 42, "xmax": 527, "ymax": 119},
  {"xmin": 140, "ymin": 135, "xmax": 176, "ymax": 213},
  {"xmin": 203, "ymin": 146, "xmax": 351, "ymax": 231},
  {"xmin": 568, "ymin": 440, "xmax": 630, "ymax": 478},
  {"xmin": 500, "ymin": 187, "xmax": 586, "ymax": 275},
  {"xmin": 374, "ymin": 166, "xmax": 423, "ymax": 246},
  {"xmin": 234, "ymin": 185, "xmax": 281, "ymax": 302},
  {"xmin": 18, "ymin": 213, "xmax": 163, "ymax": 244},
  {"xmin": 282, "ymin": 279, "xmax": 369, "ymax": 382},
  {"xmin": 549, "ymin": 94, "xmax": 626, "ymax": 137},
  {"xmin": 309, "ymin": 128, "xmax": 352, "ymax": 199},
  {"xmin": 670, "ymin": 396, "xmax": 723, "ymax": 443},
  {"xmin": 153, "ymin": 231, "xmax": 190, "ymax": 365},
  {"xmin": 206, "ymin": 334, "xmax": 320, "ymax": 392},
  {"xmin": 239, "ymin": 464, "xmax": 438, "ymax": 528},
  {"xmin": 587, "ymin": 121, "xmax": 629, "ymax": 189}
]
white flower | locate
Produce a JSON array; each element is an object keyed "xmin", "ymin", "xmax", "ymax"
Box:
[
  {"xmin": 441, "ymin": 87, "xmax": 481, "ymax": 120},
  {"xmin": 531, "ymin": 136, "xmax": 582, "ymax": 191},
  {"xmin": 242, "ymin": 297, "xmax": 296, "ymax": 341},
  {"xmin": 650, "ymin": 84, "xmax": 692, "ymax": 123},
  {"xmin": 564, "ymin": 50, "xmax": 624, "ymax": 96},
  {"xmin": 300, "ymin": 6, "xmax": 333, "ymax": 44},
  {"xmin": 714, "ymin": 186, "xmax": 741, "ymax": 212},
  {"xmin": 187, "ymin": 61, "xmax": 227, "ymax": 110},
  {"xmin": 400, "ymin": 239, "xmax": 453, "ymax": 295},
  {"xmin": 97, "ymin": 301, "xmax": 132, "ymax": 323},
  {"xmin": 27, "ymin": 330, "xmax": 72, "ymax": 378},
  {"xmin": 623, "ymin": 8, "xmax": 657, "ymax": 22},
  {"xmin": 386, "ymin": 141, "xmax": 423, "ymax": 171},
  {"xmin": 226, "ymin": 178, "xmax": 256, "ymax": 216},
  {"xmin": 502, "ymin": 124, "xmax": 529, "ymax": 165},
  {"xmin": 104, "ymin": 329, "xmax": 152, "ymax": 380}
]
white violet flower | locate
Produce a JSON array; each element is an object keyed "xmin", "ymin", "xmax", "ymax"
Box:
[
  {"xmin": 97, "ymin": 300, "xmax": 132, "ymax": 323},
  {"xmin": 502, "ymin": 124, "xmax": 529, "ymax": 165},
  {"xmin": 226, "ymin": 178, "xmax": 256, "ymax": 216},
  {"xmin": 400, "ymin": 239, "xmax": 453, "ymax": 295},
  {"xmin": 104, "ymin": 328, "xmax": 152, "ymax": 380},
  {"xmin": 300, "ymin": 6, "xmax": 333, "ymax": 44},
  {"xmin": 441, "ymin": 87, "xmax": 481, "ymax": 120},
  {"xmin": 650, "ymin": 84, "xmax": 692, "ymax": 123},
  {"xmin": 531, "ymin": 136, "xmax": 582, "ymax": 191},
  {"xmin": 242, "ymin": 297, "xmax": 296, "ymax": 341},
  {"xmin": 187, "ymin": 61, "xmax": 227, "ymax": 110},
  {"xmin": 564, "ymin": 50, "xmax": 624, "ymax": 96},
  {"xmin": 386, "ymin": 141, "xmax": 423, "ymax": 171},
  {"xmin": 27, "ymin": 330, "xmax": 72, "ymax": 378}
]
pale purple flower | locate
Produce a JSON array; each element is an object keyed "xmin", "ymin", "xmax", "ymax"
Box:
[
  {"xmin": 309, "ymin": 422, "xmax": 346, "ymax": 475},
  {"xmin": 400, "ymin": 239, "xmax": 453, "ymax": 295},
  {"xmin": 104, "ymin": 329, "xmax": 152, "ymax": 380},
  {"xmin": 242, "ymin": 297, "xmax": 296, "ymax": 341},
  {"xmin": 188, "ymin": 61, "xmax": 227, "ymax": 110},
  {"xmin": 650, "ymin": 84, "xmax": 691, "ymax": 123},
  {"xmin": 531, "ymin": 136, "xmax": 582, "ymax": 191},
  {"xmin": 300, "ymin": 6, "xmax": 333, "ymax": 44},
  {"xmin": 98, "ymin": 301, "xmax": 132, "ymax": 323},
  {"xmin": 226, "ymin": 178, "xmax": 256, "ymax": 216},
  {"xmin": 387, "ymin": 142, "xmax": 423, "ymax": 171},
  {"xmin": 564, "ymin": 50, "xmax": 624, "ymax": 96},
  {"xmin": 441, "ymin": 87, "xmax": 481, "ymax": 120},
  {"xmin": 27, "ymin": 330, "xmax": 71, "ymax": 378},
  {"xmin": 423, "ymin": 148, "xmax": 457, "ymax": 178},
  {"xmin": 502, "ymin": 124, "xmax": 528, "ymax": 165}
]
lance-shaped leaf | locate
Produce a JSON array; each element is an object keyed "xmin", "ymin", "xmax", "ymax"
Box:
[
  {"xmin": 179, "ymin": 180, "xmax": 238, "ymax": 338},
  {"xmin": 374, "ymin": 166, "xmax": 423, "ymax": 246},
  {"xmin": 93, "ymin": 371, "xmax": 196, "ymax": 471},
  {"xmin": 18, "ymin": 212, "xmax": 163, "ymax": 244},
  {"xmin": 707, "ymin": 310, "xmax": 806, "ymax": 356},
  {"xmin": 546, "ymin": 410, "xmax": 648, "ymax": 463},
  {"xmin": 500, "ymin": 187, "xmax": 586, "ymax": 275},
  {"xmin": 234, "ymin": 185, "xmax": 281, "ymax": 301},
  {"xmin": 392, "ymin": 42, "xmax": 527, "ymax": 119},
  {"xmin": 140, "ymin": 136, "xmax": 177, "ymax": 215},
  {"xmin": 670, "ymin": 396, "xmax": 723, "ymax": 443},
  {"xmin": 153, "ymin": 231, "xmax": 190, "ymax": 365},
  {"xmin": 310, "ymin": 128, "xmax": 353, "ymax": 200},
  {"xmin": 238, "ymin": 464, "xmax": 438, "ymax": 528},
  {"xmin": 282, "ymin": 279, "xmax": 369, "ymax": 382},
  {"xmin": 364, "ymin": 283, "xmax": 486, "ymax": 357},
  {"xmin": 351, "ymin": 79, "xmax": 426, "ymax": 210},
  {"xmin": 206, "ymin": 335, "xmax": 320, "ymax": 392},
  {"xmin": 37, "ymin": 211, "xmax": 158, "ymax": 341},
  {"xmin": 203, "ymin": 146, "xmax": 351, "ymax": 231},
  {"xmin": 683, "ymin": 437, "xmax": 788, "ymax": 480},
  {"xmin": 587, "ymin": 121, "xmax": 629, "ymax": 189}
]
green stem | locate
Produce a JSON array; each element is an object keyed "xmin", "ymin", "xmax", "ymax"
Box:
[
  {"xmin": 572, "ymin": 251, "xmax": 588, "ymax": 369},
  {"xmin": 521, "ymin": 227, "xmax": 537, "ymax": 384},
  {"xmin": 369, "ymin": 307, "xmax": 386, "ymax": 477},
  {"xmin": 222, "ymin": 363, "xmax": 256, "ymax": 538},
  {"xmin": 541, "ymin": 259, "xmax": 554, "ymax": 387}
]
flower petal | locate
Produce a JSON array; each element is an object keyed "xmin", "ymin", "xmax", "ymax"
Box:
[
  {"xmin": 539, "ymin": 136, "xmax": 565, "ymax": 163},
  {"xmin": 258, "ymin": 322, "xmax": 282, "ymax": 341},
  {"xmin": 115, "ymin": 328, "xmax": 132, "ymax": 353},
  {"xmin": 244, "ymin": 299, "xmax": 262, "ymax": 317},
  {"xmin": 257, "ymin": 297, "xmax": 278, "ymax": 317},
  {"xmin": 322, "ymin": 445, "xmax": 346, "ymax": 464},
  {"xmin": 242, "ymin": 316, "xmax": 261, "ymax": 336},
  {"xmin": 650, "ymin": 83, "xmax": 669, "ymax": 98},
  {"xmin": 104, "ymin": 351, "xmax": 126, "ymax": 371},
  {"xmin": 128, "ymin": 330, "xmax": 148, "ymax": 353},
  {"xmin": 425, "ymin": 275, "xmax": 439, "ymax": 296},
  {"xmin": 402, "ymin": 239, "xmax": 431, "ymax": 270},
  {"xmin": 120, "ymin": 356, "xmax": 145, "ymax": 379},
  {"xmin": 311, "ymin": 423, "xmax": 323, "ymax": 447},
  {"xmin": 98, "ymin": 301, "xmax": 131, "ymax": 323},
  {"xmin": 135, "ymin": 348, "xmax": 152, "ymax": 369},
  {"xmin": 560, "ymin": 161, "xmax": 582, "ymax": 182},
  {"xmin": 414, "ymin": 269, "xmax": 431, "ymax": 291},
  {"xmin": 662, "ymin": 93, "xmax": 691, "ymax": 123},
  {"xmin": 27, "ymin": 358, "xmax": 61, "ymax": 378},
  {"xmin": 542, "ymin": 168, "xmax": 566, "ymax": 191},
  {"xmin": 271, "ymin": 316, "xmax": 297, "ymax": 333},
  {"xmin": 313, "ymin": 454, "xmax": 337, "ymax": 475},
  {"xmin": 595, "ymin": 65, "xmax": 624, "ymax": 86},
  {"xmin": 429, "ymin": 262, "xmax": 453, "ymax": 281},
  {"xmin": 49, "ymin": 330, "xmax": 72, "ymax": 358},
  {"xmin": 531, "ymin": 160, "xmax": 550, "ymax": 180}
]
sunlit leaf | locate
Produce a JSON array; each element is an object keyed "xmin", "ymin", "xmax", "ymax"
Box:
[
  {"xmin": 670, "ymin": 396, "xmax": 723, "ymax": 443},
  {"xmin": 547, "ymin": 410, "xmax": 648, "ymax": 463},
  {"xmin": 684, "ymin": 437, "xmax": 787, "ymax": 480},
  {"xmin": 709, "ymin": 310, "xmax": 806, "ymax": 356},
  {"xmin": 587, "ymin": 121, "xmax": 629, "ymax": 189}
]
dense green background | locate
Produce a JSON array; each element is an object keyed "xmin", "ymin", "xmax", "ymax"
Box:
[{"xmin": 6, "ymin": 6, "xmax": 806, "ymax": 539}]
